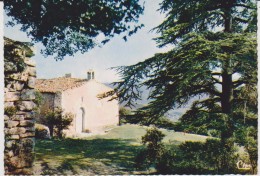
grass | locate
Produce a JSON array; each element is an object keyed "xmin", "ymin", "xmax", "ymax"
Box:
[{"xmin": 34, "ymin": 124, "xmax": 210, "ymax": 175}]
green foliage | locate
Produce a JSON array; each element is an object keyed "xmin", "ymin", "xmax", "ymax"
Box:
[
  {"xmin": 119, "ymin": 107, "xmax": 175, "ymax": 130},
  {"xmin": 35, "ymin": 123, "xmax": 50, "ymax": 139},
  {"xmin": 135, "ymin": 127, "xmax": 165, "ymax": 169},
  {"xmin": 4, "ymin": 106, "xmax": 17, "ymax": 117},
  {"xmin": 235, "ymin": 126, "xmax": 257, "ymax": 174},
  {"xmin": 34, "ymin": 91, "xmax": 43, "ymax": 107},
  {"xmin": 113, "ymin": 31, "xmax": 256, "ymax": 121},
  {"xmin": 157, "ymin": 142, "xmax": 210, "ymax": 174},
  {"xmin": 152, "ymin": 116, "xmax": 175, "ymax": 130},
  {"xmin": 119, "ymin": 107, "xmax": 134, "ymax": 125},
  {"xmin": 154, "ymin": 0, "xmax": 256, "ymax": 47},
  {"xmin": 5, "ymin": 0, "xmax": 144, "ymax": 60},
  {"xmin": 136, "ymin": 127, "xmax": 239, "ymax": 174},
  {"xmin": 40, "ymin": 108, "xmax": 73, "ymax": 138},
  {"xmin": 156, "ymin": 139, "xmax": 238, "ymax": 174},
  {"xmin": 110, "ymin": 3, "xmax": 257, "ymax": 167},
  {"xmin": 142, "ymin": 127, "xmax": 165, "ymax": 153}
]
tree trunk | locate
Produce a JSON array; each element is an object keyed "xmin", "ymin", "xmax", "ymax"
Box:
[
  {"xmin": 221, "ymin": 70, "xmax": 234, "ymax": 140},
  {"xmin": 221, "ymin": 71, "xmax": 233, "ymax": 114},
  {"xmin": 219, "ymin": 4, "xmax": 236, "ymax": 173},
  {"xmin": 221, "ymin": 3, "xmax": 234, "ymax": 140},
  {"xmin": 49, "ymin": 125, "xmax": 54, "ymax": 137}
]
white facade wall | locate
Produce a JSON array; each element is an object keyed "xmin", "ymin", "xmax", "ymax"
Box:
[{"xmin": 61, "ymin": 80, "xmax": 119, "ymax": 136}]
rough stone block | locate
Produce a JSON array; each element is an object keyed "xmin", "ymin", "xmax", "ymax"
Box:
[
  {"xmin": 24, "ymin": 58, "xmax": 36, "ymax": 67},
  {"xmin": 7, "ymin": 127, "xmax": 26, "ymax": 135},
  {"xmin": 27, "ymin": 77, "xmax": 36, "ymax": 88},
  {"xmin": 7, "ymin": 169, "xmax": 23, "ymax": 175},
  {"xmin": 24, "ymin": 113, "xmax": 34, "ymax": 120},
  {"xmin": 9, "ymin": 156, "xmax": 27, "ymax": 168},
  {"xmin": 6, "ymin": 151, "xmax": 14, "ymax": 158},
  {"xmin": 4, "ymin": 88, "xmax": 8, "ymax": 93},
  {"xmin": 17, "ymin": 101, "xmax": 36, "ymax": 111},
  {"xmin": 7, "ymin": 72, "xmax": 28, "ymax": 82},
  {"xmin": 9, "ymin": 135, "xmax": 20, "ymax": 140},
  {"xmin": 6, "ymin": 81, "xmax": 24, "ymax": 91},
  {"xmin": 20, "ymin": 132, "xmax": 35, "ymax": 138},
  {"xmin": 6, "ymin": 83, "xmax": 14, "ymax": 90},
  {"xmin": 19, "ymin": 120, "xmax": 35, "ymax": 127},
  {"xmin": 20, "ymin": 168, "xmax": 33, "ymax": 175},
  {"xmin": 15, "ymin": 111, "xmax": 34, "ymax": 120},
  {"xmin": 6, "ymin": 120, "xmax": 19, "ymax": 128},
  {"xmin": 4, "ymin": 115, "xmax": 10, "ymax": 121},
  {"xmin": 10, "ymin": 114, "xmax": 25, "ymax": 121},
  {"xmin": 5, "ymin": 140, "xmax": 16, "ymax": 148},
  {"xmin": 26, "ymin": 66, "xmax": 36, "ymax": 77},
  {"xmin": 4, "ymin": 61, "xmax": 18, "ymax": 72},
  {"xmin": 4, "ymin": 92, "xmax": 20, "ymax": 102},
  {"xmin": 4, "ymin": 102, "xmax": 14, "ymax": 108},
  {"xmin": 13, "ymin": 81, "xmax": 24, "ymax": 91},
  {"xmin": 21, "ymin": 89, "xmax": 35, "ymax": 100}
]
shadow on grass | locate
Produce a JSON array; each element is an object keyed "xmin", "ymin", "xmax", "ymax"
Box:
[{"xmin": 35, "ymin": 138, "xmax": 144, "ymax": 174}]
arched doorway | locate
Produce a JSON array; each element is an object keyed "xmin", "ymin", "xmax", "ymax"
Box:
[{"xmin": 76, "ymin": 107, "xmax": 85, "ymax": 133}]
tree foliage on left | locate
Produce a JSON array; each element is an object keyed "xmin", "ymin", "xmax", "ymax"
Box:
[{"xmin": 4, "ymin": 0, "xmax": 144, "ymax": 60}]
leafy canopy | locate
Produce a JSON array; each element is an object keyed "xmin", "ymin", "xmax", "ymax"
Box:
[
  {"xmin": 109, "ymin": 0, "xmax": 257, "ymax": 127},
  {"xmin": 5, "ymin": 0, "xmax": 144, "ymax": 60}
]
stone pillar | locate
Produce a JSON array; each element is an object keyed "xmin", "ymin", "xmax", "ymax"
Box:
[{"xmin": 4, "ymin": 37, "xmax": 36, "ymax": 175}]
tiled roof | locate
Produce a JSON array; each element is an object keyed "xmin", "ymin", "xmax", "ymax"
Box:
[{"xmin": 35, "ymin": 77, "xmax": 88, "ymax": 93}]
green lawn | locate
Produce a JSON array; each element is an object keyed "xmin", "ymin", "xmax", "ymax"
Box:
[{"xmin": 34, "ymin": 124, "xmax": 210, "ymax": 175}]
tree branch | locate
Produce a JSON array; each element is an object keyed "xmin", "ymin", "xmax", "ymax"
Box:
[
  {"xmin": 233, "ymin": 4, "xmax": 256, "ymax": 10},
  {"xmin": 233, "ymin": 80, "xmax": 249, "ymax": 88}
]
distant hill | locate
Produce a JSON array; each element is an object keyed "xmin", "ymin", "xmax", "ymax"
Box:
[{"xmin": 104, "ymin": 83, "xmax": 206, "ymax": 122}]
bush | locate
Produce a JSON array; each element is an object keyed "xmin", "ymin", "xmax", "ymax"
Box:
[
  {"xmin": 135, "ymin": 127, "xmax": 165, "ymax": 169},
  {"xmin": 39, "ymin": 108, "xmax": 73, "ymax": 138},
  {"xmin": 156, "ymin": 142, "xmax": 211, "ymax": 175},
  {"xmin": 156, "ymin": 139, "xmax": 238, "ymax": 175},
  {"xmin": 35, "ymin": 123, "xmax": 50, "ymax": 139},
  {"xmin": 153, "ymin": 116, "xmax": 175, "ymax": 130},
  {"xmin": 119, "ymin": 107, "xmax": 135, "ymax": 125},
  {"xmin": 135, "ymin": 129, "xmax": 239, "ymax": 175},
  {"xmin": 134, "ymin": 148, "xmax": 150, "ymax": 170}
]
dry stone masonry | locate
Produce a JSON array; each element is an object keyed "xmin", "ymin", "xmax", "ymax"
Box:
[{"xmin": 4, "ymin": 37, "xmax": 36, "ymax": 175}]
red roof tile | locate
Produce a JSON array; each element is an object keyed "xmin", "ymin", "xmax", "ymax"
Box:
[{"xmin": 35, "ymin": 77, "xmax": 87, "ymax": 93}]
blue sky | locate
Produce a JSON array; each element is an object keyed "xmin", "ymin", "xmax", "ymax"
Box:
[{"xmin": 4, "ymin": 1, "xmax": 170, "ymax": 83}]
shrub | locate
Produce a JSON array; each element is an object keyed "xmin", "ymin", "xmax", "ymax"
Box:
[
  {"xmin": 34, "ymin": 91, "xmax": 43, "ymax": 107},
  {"xmin": 153, "ymin": 116, "xmax": 175, "ymax": 130},
  {"xmin": 35, "ymin": 123, "xmax": 50, "ymax": 139},
  {"xmin": 135, "ymin": 127, "xmax": 165, "ymax": 169},
  {"xmin": 235, "ymin": 126, "xmax": 257, "ymax": 174},
  {"xmin": 39, "ymin": 108, "xmax": 73, "ymax": 138},
  {"xmin": 134, "ymin": 148, "xmax": 150, "ymax": 170},
  {"xmin": 156, "ymin": 142, "xmax": 211, "ymax": 175},
  {"xmin": 156, "ymin": 139, "xmax": 238, "ymax": 175},
  {"xmin": 136, "ymin": 128, "xmax": 239, "ymax": 175},
  {"xmin": 119, "ymin": 107, "xmax": 134, "ymax": 125}
]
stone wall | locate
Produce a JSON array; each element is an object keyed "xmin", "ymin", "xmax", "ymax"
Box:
[{"xmin": 4, "ymin": 37, "xmax": 36, "ymax": 175}]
